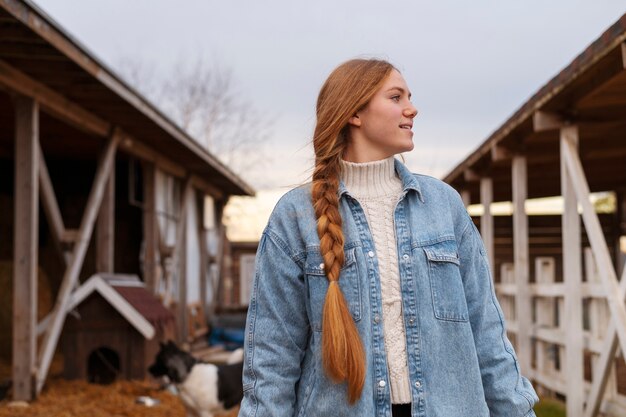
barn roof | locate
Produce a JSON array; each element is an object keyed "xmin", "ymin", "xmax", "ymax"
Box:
[
  {"xmin": 69, "ymin": 274, "xmax": 174, "ymax": 340},
  {"xmin": 443, "ymin": 13, "xmax": 626, "ymax": 203},
  {"xmin": 0, "ymin": 0, "xmax": 254, "ymax": 196}
]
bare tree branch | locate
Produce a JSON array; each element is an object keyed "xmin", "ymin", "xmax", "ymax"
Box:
[{"xmin": 115, "ymin": 56, "xmax": 273, "ymax": 186}]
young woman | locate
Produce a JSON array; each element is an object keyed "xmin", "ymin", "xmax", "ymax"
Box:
[{"xmin": 238, "ymin": 59, "xmax": 538, "ymax": 417}]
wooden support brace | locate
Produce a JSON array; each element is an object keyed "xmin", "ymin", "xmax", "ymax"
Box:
[
  {"xmin": 36, "ymin": 130, "xmax": 121, "ymax": 394},
  {"xmin": 561, "ymin": 131, "xmax": 626, "ymax": 399},
  {"xmin": 37, "ymin": 143, "xmax": 69, "ymax": 266}
]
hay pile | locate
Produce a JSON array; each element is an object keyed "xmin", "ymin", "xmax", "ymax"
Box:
[{"xmin": 0, "ymin": 379, "xmax": 240, "ymax": 417}]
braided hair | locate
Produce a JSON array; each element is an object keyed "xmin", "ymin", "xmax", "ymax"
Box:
[{"xmin": 312, "ymin": 59, "xmax": 395, "ymax": 403}]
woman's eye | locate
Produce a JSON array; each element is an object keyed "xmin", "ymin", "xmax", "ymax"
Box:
[{"xmin": 391, "ymin": 95, "xmax": 401, "ymax": 102}]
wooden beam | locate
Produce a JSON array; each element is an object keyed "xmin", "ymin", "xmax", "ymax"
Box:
[
  {"xmin": 12, "ymin": 96, "xmax": 39, "ymax": 401},
  {"xmin": 191, "ymin": 174, "xmax": 224, "ymax": 200},
  {"xmin": 464, "ymin": 168, "xmax": 480, "ymax": 182},
  {"xmin": 0, "ymin": 59, "xmax": 110, "ymax": 137},
  {"xmin": 96, "ymin": 164, "xmax": 115, "ymax": 273},
  {"xmin": 36, "ymin": 130, "xmax": 121, "ymax": 394},
  {"xmin": 621, "ymin": 43, "xmax": 626, "ymax": 69},
  {"xmin": 491, "ymin": 144, "xmax": 513, "ymax": 162},
  {"xmin": 533, "ymin": 111, "xmax": 566, "ymax": 132},
  {"xmin": 118, "ymin": 135, "xmax": 186, "ymax": 179},
  {"xmin": 512, "ymin": 156, "xmax": 532, "ymax": 377},
  {"xmin": 559, "ymin": 125, "xmax": 585, "ymax": 417},
  {"xmin": 480, "ymin": 177, "xmax": 494, "ymax": 271},
  {"xmin": 142, "ymin": 162, "xmax": 158, "ymax": 293}
]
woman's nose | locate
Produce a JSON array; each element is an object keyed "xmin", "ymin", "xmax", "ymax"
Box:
[{"xmin": 404, "ymin": 104, "xmax": 418, "ymax": 119}]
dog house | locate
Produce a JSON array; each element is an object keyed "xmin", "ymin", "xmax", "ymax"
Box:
[{"xmin": 61, "ymin": 274, "xmax": 175, "ymax": 383}]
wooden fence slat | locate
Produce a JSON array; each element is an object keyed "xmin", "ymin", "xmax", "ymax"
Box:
[{"xmin": 583, "ymin": 264, "xmax": 626, "ymax": 417}]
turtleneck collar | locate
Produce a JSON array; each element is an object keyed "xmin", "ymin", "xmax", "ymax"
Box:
[{"xmin": 339, "ymin": 156, "xmax": 403, "ymax": 199}]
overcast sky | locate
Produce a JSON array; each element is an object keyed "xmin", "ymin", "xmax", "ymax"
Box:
[{"xmin": 34, "ymin": 0, "xmax": 626, "ymax": 193}]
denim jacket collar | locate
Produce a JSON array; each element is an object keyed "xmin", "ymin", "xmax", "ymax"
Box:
[{"xmin": 338, "ymin": 157, "xmax": 424, "ymax": 202}]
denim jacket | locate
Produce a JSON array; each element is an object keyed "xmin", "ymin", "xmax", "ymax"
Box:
[{"xmin": 239, "ymin": 159, "xmax": 538, "ymax": 417}]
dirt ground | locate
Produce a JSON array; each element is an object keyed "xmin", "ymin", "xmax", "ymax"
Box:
[{"xmin": 0, "ymin": 378, "xmax": 240, "ymax": 417}]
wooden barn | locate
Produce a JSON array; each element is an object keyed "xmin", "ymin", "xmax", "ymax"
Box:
[
  {"xmin": 0, "ymin": 0, "xmax": 253, "ymax": 402},
  {"xmin": 443, "ymin": 13, "xmax": 626, "ymax": 417}
]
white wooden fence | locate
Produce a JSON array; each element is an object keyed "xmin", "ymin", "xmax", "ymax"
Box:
[{"xmin": 496, "ymin": 249, "xmax": 626, "ymax": 416}]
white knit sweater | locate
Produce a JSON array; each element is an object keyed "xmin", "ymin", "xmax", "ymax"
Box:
[{"xmin": 340, "ymin": 156, "xmax": 411, "ymax": 404}]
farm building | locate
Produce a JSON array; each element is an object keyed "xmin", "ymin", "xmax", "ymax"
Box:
[
  {"xmin": 0, "ymin": 0, "xmax": 253, "ymax": 403},
  {"xmin": 443, "ymin": 13, "xmax": 626, "ymax": 417}
]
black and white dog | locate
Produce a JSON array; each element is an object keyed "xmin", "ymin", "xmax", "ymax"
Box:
[{"xmin": 149, "ymin": 341, "xmax": 244, "ymax": 417}]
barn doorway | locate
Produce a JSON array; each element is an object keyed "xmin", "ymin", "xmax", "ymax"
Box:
[{"xmin": 87, "ymin": 347, "xmax": 120, "ymax": 384}]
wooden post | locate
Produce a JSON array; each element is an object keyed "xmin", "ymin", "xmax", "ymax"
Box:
[
  {"xmin": 512, "ymin": 156, "xmax": 532, "ymax": 376},
  {"xmin": 212, "ymin": 200, "xmax": 227, "ymax": 318},
  {"xmin": 480, "ymin": 177, "xmax": 494, "ymax": 271},
  {"xmin": 36, "ymin": 131, "xmax": 120, "ymax": 393},
  {"xmin": 12, "ymin": 96, "xmax": 39, "ymax": 401},
  {"xmin": 198, "ymin": 194, "xmax": 208, "ymax": 318},
  {"xmin": 142, "ymin": 162, "xmax": 158, "ymax": 293},
  {"xmin": 96, "ymin": 162, "xmax": 115, "ymax": 272},
  {"xmin": 560, "ymin": 125, "xmax": 584, "ymax": 417},
  {"xmin": 460, "ymin": 190, "xmax": 471, "ymax": 208},
  {"xmin": 535, "ymin": 257, "xmax": 556, "ymax": 383},
  {"xmin": 175, "ymin": 178, "xmax": 193, "ymax": 343}
]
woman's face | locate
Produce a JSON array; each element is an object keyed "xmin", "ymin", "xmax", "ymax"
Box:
[{"xmin": 344, "ymin": 69, "xmax": 418, "ymax": 162}]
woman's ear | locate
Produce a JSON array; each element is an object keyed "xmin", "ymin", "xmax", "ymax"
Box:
[{"xmin": 348, "ymin": 114, "xmax": 361, "ymax": 127}]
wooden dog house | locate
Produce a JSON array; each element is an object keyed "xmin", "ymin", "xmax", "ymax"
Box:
[{"xmin": 61, "ymin": 274, "xmax": 175, "ymax": 383}]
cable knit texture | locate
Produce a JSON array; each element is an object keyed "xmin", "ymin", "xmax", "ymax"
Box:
[{"xmin": 340, "ymin": 156, "xmax": 411, "ymax": 404}]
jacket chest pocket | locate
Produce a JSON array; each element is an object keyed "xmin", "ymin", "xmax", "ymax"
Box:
[
  {"xmin": 305, "ymin": 247, "xmax": 362, "ymax": 332},
  {"xmin": 423, "ymin": 240, "xmax": 469, "ymax": 322}
]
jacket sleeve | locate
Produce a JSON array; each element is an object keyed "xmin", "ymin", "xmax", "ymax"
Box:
[
  {"xmin": 457, "ymin": 216, "xmax": 539, "ymax": 417},
  {"xmin": 238, "ymin": 228, "xmax": 309, "ymax": 417}
]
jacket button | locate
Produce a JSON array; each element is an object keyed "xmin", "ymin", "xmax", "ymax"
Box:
[
  {"xmin": 319, "ymin": 263, "xmax": 324, "ymax": 269},
  {"xmin": 374, "ymin": 315, "xmax": 380, "ymax": 323},
  {"xmin": 368, "ymin": 251, "xmax": 375, "ymax": 258},
  {"xmin": 415, "ymin": 381, "xmax": 421, "ymax": 388},
  {"xmin": 379, "ymin": 380, "xmax": 386, "ymax": 387},
  {"xmin": 409, "ymin": 317, "xmax": 415, "ymax": 325},
  {"xmin": 403, "ymin": 254, "xmax": 409, "ymax": 260}
]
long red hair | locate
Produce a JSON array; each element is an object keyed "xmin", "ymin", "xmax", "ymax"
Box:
[{"xmin": 312, "ymin": 58, "xmax": 395, "ymax": 403}]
